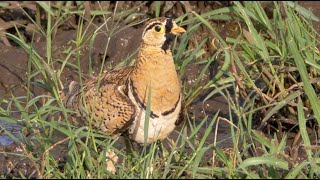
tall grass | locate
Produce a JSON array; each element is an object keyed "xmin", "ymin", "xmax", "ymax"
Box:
[{"xmin": 0, "ymin": 1, "xmax": 320, "ymax": 178}]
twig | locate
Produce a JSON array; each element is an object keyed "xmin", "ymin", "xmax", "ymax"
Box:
[{"xmin": 20, "ymin": 143, "xmax": 42, "ymax": 178}]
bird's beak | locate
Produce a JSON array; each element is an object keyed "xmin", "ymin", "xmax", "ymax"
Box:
[{"xmin": 171, "ymin": 26, "xmax": 186, "ymax": 35}]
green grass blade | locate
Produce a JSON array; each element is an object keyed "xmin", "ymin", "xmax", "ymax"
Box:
[
  {"xmin": 238, "ymin": 157, "xmax": 288, "ymax": 170},
  {"xmin": 285, "ymin": 160, "xmax": 309, "ymax": 179},
  {"xmin": 287, "ymin": 14, "xmax": 320, "ymax": 124},
  {"xmin": 297, "ymin": 97, "xmax": 312, "ymax": 160}
]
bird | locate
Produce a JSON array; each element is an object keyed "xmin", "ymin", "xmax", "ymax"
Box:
[{"xmin": 61, "ymin": 17, "xmax": 186, "ymax": 144}]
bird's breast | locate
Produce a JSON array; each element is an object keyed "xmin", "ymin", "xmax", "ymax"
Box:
[
  {"xmin": 130, "ymin": 53, "xmax": 180, "ymax": 115},
  {"xmin": 126, "ymin": 47, "xmax": 182, "ymax": 144}
]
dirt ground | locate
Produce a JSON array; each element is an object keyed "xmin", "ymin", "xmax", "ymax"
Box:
[{"xmin": 0, "ymin": 1, "xmax": 319, "ymax": 177}]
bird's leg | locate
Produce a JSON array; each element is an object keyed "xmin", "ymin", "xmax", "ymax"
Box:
[
  {"xmin": 140, "ymin": 140, "xmax": 164, "ymax": 159},
  {"xmin": 123, "ymin": 135, "xmax": 139, "ymax": 159},
  {"xmin": 156, "ymin": 140, "xmax": 165, "ymax": 159}
]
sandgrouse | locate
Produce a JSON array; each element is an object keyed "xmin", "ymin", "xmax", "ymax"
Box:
[{"xmin": 61, "ymin": 17, "xmax": 186, "ymax": 144}]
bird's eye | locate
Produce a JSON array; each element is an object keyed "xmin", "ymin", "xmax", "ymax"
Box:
[{"xmin": 154, "ymin": 25, "xmax": 162, "ymax": 32}]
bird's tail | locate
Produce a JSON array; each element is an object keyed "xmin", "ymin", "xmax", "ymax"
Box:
[{"xmin": 60, "ymin": 81, "xmax": 81, "ymax": 109}]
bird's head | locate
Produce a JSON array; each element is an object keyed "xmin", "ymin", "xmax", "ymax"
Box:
[{"xmin": 141, "ymin": 17, "xmax": 186, "ymax": 51}]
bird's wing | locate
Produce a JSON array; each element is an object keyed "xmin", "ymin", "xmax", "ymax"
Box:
[{"xmin": 60, "ymin": 66, "xmax": 136, "ymax": 136}]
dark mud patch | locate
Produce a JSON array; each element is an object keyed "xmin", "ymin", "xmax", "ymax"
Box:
[{"xmin": 0, "ymin": 44, "xmax": 28, "ymax": 99}]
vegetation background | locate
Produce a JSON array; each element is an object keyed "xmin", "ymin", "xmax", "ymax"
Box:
[{"xmin": 0, "ymin": 1, "xmax": 320, "ymax": 178}]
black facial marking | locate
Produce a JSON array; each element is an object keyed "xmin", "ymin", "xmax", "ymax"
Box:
[
  {"xmin": 165, "ymin": 18, "xmax": 173, "ymax": 33},
  {"xmin": 161, "ymin": 33, "xmax": 176, "ymax": 52},
  {"xmin": 161, "ymin": 18, "xmax": 176, "ymax": 51}
]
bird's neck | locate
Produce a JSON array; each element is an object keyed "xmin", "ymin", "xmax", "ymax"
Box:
[
  {"xmin": 136, "ymin": 44, "xmax": 172, "ymax": 65},
  {"xmin": 133, "ymin": 44, "xmax": 177, "ymax": 83}
]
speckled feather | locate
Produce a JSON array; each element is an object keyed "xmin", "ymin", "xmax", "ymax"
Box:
[{"xmin": 61, "ymin": 67, "xmax": 135, "ymax": 136}]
